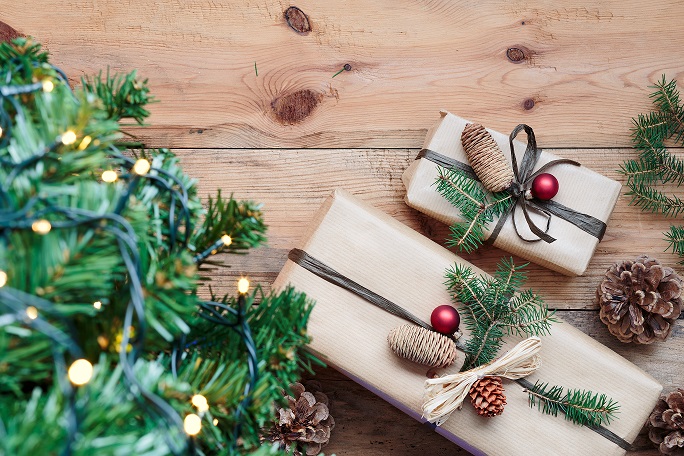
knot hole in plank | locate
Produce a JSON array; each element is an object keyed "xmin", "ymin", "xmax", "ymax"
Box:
[
  {"xmin": 285, "ymin": 6, "xmax": 311, "ymax": 35},
  {"xmin": 271, "ymin": 89, "xmax": 323, "ymax": 125},
  {"xmin": 506, "ymin": 46, "xmax": 530, "ymax": 63}
]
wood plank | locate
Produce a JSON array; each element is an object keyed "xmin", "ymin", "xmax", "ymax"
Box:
[
  {"xmin": 307, "ymin": 310, "xmax": 681, "ymax": 456},
  {"xmin": 4, "ymin": 0, "xmax": 684, "ymax": 148},
  {"xmin": 188, "ymin": 147, "xmax": 684, "ymax": 310}
]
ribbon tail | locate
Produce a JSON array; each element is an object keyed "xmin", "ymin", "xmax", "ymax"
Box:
[{"xmin": 519, "ymin": 200, "xmax": 556, "ymax": 243}]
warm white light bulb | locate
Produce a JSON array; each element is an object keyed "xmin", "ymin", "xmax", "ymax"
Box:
[
  {"xmin": 101, "ymin": 170, "xmax": 118, "ymax": 183},
  {"xmin": 61, "ymin": 130, "xmax": 77, "ymax": 145},
  {"xmin": 191, "ymin": 394, "xmax": 209, "ymax": 412},
  {"xmin": 93, "ymin": 301, "xmax": 102, "ymax": 310},
  {"xmin": 213, "ymin": 418, "xmax": 219, "ymax": 426},
  {"xmin": 42, "ymin": 80, "xmax": 54, "ymax": 93},
  {"xmin": 133, "ymin": 159, "xmax": 151, "ymax": 175},
  {"xmin": 68, "ymin": 359, "xmax": 94, "ymax": 386},
  {"xmin": 237, "ymin": 278, "xmax": 250, "ymax": 294},
  {"xmin": 184, "ymin": 414, "xmax": 202, "ymax": 436},
  {"xmin": 221, "ymin": 235, "xmax": 232, "ymax": 246},
  {"xmin": 78, "ymin": 135, "xmax": 92, "ymax": 151},
  {"xmin": 32, "ymin": 219, "xmax": 52, "ymax": 235},
  {"xmin": 0, "ymin": 126, "xmax": 4, "ymax": 137},
  {"xmin": 26, "ymin": 306, "xmax": 38, "ymax": 320},
  {"xmin": 0, "ymin": 270, "xmax": 6, "ymax": 288}
]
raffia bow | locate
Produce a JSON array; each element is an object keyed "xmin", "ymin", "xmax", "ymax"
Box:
[{"xmin": 422, "ymin": 336, "xmax": 542, "ymax": 425}]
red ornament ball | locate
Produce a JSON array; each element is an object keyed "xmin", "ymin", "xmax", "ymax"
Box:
[
  {"xmin": 430, "ymin": 305, "xmax": 461, "ymax": 335},
  {"xmin": 531, "ymin": 173, "xmax": 559, "ymax": 200}
]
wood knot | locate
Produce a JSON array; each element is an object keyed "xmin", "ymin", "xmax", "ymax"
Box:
[
  {"xmin": 285, "ymin": 6, "xmax": 311, "ymax": 34},
  {"xmin": 506, "ymin": 47, "xmax": 527, "ymax": 63},
  {"xmin": 523, "ymin": 98, "xmax": 535, "ymax": 110},
  {"xmin": 271, "ymin": 89, "xmax": 322, "ymax": 125},
  {"xmin": 0, "ymin": 21, "xmax": 22, "ymax": 43}
]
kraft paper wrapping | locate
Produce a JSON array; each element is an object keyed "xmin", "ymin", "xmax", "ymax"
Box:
[
  {"xmin": 402, "ymin": 111, "xmax": 622, "ymax": 276},
  {"xmin": 272, "ymin": 190, "xmax": 662, "ymax": 456}
]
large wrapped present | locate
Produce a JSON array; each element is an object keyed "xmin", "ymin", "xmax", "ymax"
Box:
[
  {"xmin": 402, "ymin": 111, "xmax": 622, "ymax": 276},
  {"xmin": 272, "ymin": 189, "xmax": 661, "ymax": 456}
]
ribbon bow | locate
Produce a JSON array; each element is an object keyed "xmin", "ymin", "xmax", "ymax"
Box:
[
  {"xmin": 422, "ymin": 336, "xmax": 542, "ymax": 425},
  {"xmin": 491, "ymin": 124, "xmax": 582, "ymax": 244}
]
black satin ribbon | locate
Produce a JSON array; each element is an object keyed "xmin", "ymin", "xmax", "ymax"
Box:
[
  {"xmin": 416, "ymin": 124, "xmax": 607, "ymax": 243},
  {"xmin": 288, "ymin": 247, "xmax": 636, "ymax": 451}
]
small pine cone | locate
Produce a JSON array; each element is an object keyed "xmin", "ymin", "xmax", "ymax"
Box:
[
  {"xmin": 469, "ymin": 376, "xmax": 506, "ymax": 417},
  {"xmin": 387, "ymin": 324, "xmax": 457, "ymax": 368},
  {"xmin": 461, "ymin": 123, "xmax": 515, "ymax": 193},
  {"xmin": 647, "ymin": 388, "xmax": 684, "ymax": 455},
  {"xmin": 262, "ymin": 381, "xmax": 335, "ymax": 456},
  {"xmin": 597, "ymin": 255, "xmax": 683, "ymax": 344}
]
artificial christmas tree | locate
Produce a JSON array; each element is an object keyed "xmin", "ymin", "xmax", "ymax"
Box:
[{"xmin": 0, "ymin": 38, "xmax": 317, "ymax": 455}]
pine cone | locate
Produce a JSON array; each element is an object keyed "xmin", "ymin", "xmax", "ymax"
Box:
[
  {"xmin": 469, "ymin": 376, "xmax": 506, "ymax": 417},
  {"xmin": 648, "ymin": 388, "xmax": 684, "ymax": 455},
  {"xmin": 263, "ymin": 381, "xmax": 335, "ymax": 456},
  {"xmin": 597, "ymin": 255, "xmax": 682, "ymax": 344}
]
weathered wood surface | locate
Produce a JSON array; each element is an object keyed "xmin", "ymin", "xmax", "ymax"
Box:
[
  {"xmin": 189, "ymin": 147, "xmax": 682, "ymax": 455},
  {"xmin": 8, "ymin": 0, "xmax": 684, "ymax": 454},
  {"xmin": 4, "ymin": 0, "xmax": 684, "ymax": 148}
]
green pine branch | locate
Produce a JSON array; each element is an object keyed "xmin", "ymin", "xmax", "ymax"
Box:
[
  {"xmin": 445, "ymin": 258, "xmax": 555, "ymax": 371},
  {"xmin": 81, "ymin": 69, "xmax": 154, "ymax": 125},
  {"xmin": 0, "ymin": 38, "xmax": 316, "ymax": 455},
  {"xmin": 619, "ymin": 76, "xmax": 684, "ymax": 259},
  {"xmin": 436, "ymin": 166, "xmax": 513, "ymax": 252},
  {"xmin": 525, "ymin": 381, "xmax": 619, "ymax": 427}
]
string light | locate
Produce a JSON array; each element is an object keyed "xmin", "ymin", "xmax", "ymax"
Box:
[
  {"xmin": 221, "ymin": 235, "xmax": 232, "ymax": 246},
  {"xmin": 191, "ymin": 394, "xmax": 209, "ymax": 412},
  {"xmin": 32, "ymin": 219, "xmax": 52, "ymax": 234},
  {"xmin": 61, "ymin": 130, "xmax": 77, "ymax": 146},
  {"xmin": 0, "ymin": 126, "xmax": 3, "ymax": 137},
  {"xmin": 0, "ymin": 270, "xmax": 6, "ymax": 288},
  {"xmin": 78, "ymin": 135, "xmax": 92, "ymax": 151},
  {"xmin": 183, "ymin": 414, "xmax": 202, "ymax": 436},
  {"xmin": 68, "ymin": 359, "xmax": 94, "ymax": 386},
  {"xmin": 42, "ymin": 79, "xmax": 54, "ymax": 93},
  {"xmin": 101, "ymin": 170, "xmax": 118, "ymax": 183},
  {"xmin": 26, "ymin": 306, "xmax": 38, "ymax": 320},
  {"xmin": 133, "ymin": 158, "xmax": 151, "ymax": 176},
  {"xmin": 213, "ymin": 418, "xmax": 219, "ymax": 426},
  {"xmin": 93, "ymin": 301, "xmax": 102, "ymax": 310},
  {"xmin": 237, "ymin": 278, "xmax": 250, "ymax": 294}
]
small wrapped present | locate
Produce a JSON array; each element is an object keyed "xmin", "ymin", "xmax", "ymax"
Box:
[
  {"xmin": 402, "ymin": 111, "xmax": 622, "ymax": 276},
  {"xmin": 272, "ymin": 189, "xmax": 661, "ymax": 456}
]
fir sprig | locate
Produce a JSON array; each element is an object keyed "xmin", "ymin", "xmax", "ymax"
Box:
[
  {"xmin": 620, "ymin": 76, "xmax": 684, "ymax": 260},
  {"xmin": 436, "ymin": 167, "xmax": 513, "ymax": 252},
  {"xmin": 445, "ymin": 258, "xmax": 556, "ymax": 370},
  {"xmin": 525, "ymin": 381, "xmax": 619, "ymax": 427}
]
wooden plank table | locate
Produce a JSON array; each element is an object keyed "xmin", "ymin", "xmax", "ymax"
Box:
[{"xmin": 5, "ymin": 1, "xmax": 684, "ymax": 454}]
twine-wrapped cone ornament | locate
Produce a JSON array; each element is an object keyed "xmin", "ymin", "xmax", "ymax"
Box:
[
  {"xmin": 469, "ymin": 376, "xmax": 507, "ymax": 417},
  {"xmin": 423, "ymin": 337, "xmax": 542, "ymax": 425},
  {"xmin": 648, "ymin": 388, "xmax": 684, "ymax": 455},
  {"xmin": 461, "ymin": 123, "xmax": 515, "ymax": 193},
  {"xmin": 597, "ymin": 255, "xmax": 683, "ymax": 344},
  {"xmin": 387, "ymin": 324, "xmax": 458, "ymax": 368}
]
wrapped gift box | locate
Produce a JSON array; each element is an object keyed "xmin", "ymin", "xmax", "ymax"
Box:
[
  {"xmin": 272, "ymin": 189, "xmax": 661, "ymax": 456},
  {"xmin": 402, "ymin": 111, "xmax": 622, "ymax": 276}
]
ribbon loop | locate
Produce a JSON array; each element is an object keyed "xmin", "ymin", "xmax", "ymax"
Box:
[{"xmin": 423, "ymin": 337, "xmax": 543, "ymax": 425}]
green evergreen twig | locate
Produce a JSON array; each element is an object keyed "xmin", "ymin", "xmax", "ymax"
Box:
[
  {"xmin": 436, "ymin": 167, "xmax": 513, "ymax": 252},
  {"xmin": 525, "ymin": 381, "xmax": 619, "ymax": 427},
  {"xmin": 620, "ymin": 76, "xmax": 684, "ymax": 261},
  {"xmin": 445, "ymin": 258, "xmax": 556, "ymax": 370}
]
